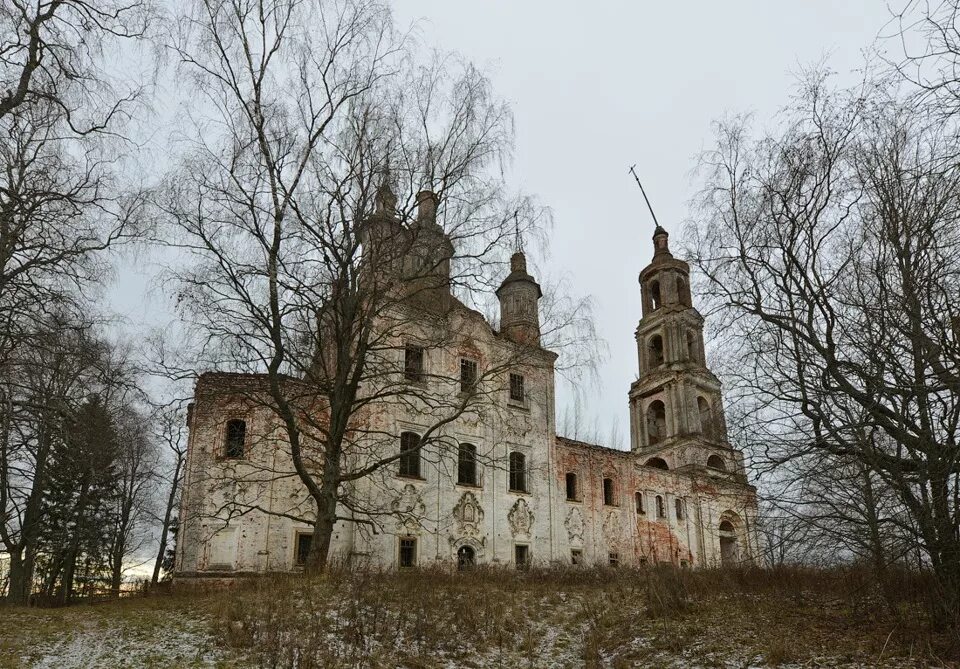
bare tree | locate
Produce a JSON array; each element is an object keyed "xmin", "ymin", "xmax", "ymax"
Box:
[
  {"xmin": 151, "ymin": 403, "xmax": 186, "ymax": 586},
  {"xmin": 161, "ymin": 0, "xmax": 596, "ymax": 571},
  {"xmin": 688, "ymin": 72, "xmax": 960, "ymax": 628}
]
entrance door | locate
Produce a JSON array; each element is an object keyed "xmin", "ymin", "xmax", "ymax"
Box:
[
  {"xmin": 719, "ymin": 520, "xmax": 739, "ymax": 566},
  {"xmin": 457, "ymin": 545, "xmax": 476, "ymax": 570}
]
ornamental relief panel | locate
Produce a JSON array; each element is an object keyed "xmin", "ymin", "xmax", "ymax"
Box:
[
  {"xmin": 391, "ymin": 483, "xmax": 426, "ymax": 533},
  {"xmin": 565, "ymin": 507, "xmax": 584, "ymax": 543},
  {"xmin": 508, "ymin": 498, "xmax": 534, "ymax": 537},
  {"xmin": 452, "ymin": 491, "xmax": 484, "ymax": 537}
]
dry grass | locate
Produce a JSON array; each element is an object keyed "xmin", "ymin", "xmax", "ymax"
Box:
[{"xmin": 0, "ymin": 565, "xmax": 955, "ymax": 668}]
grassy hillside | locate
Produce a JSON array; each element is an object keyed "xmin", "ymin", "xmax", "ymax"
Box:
[{"xmin": 0, "ymin": 566, "xmax": 953, "ymax": 668}]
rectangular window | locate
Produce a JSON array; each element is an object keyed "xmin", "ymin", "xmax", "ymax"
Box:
[
  {"xmin": 457, "ymin": 443, "xmax": 477, "ymax": 486},
  {"xmin": 225, "ymin": 419, "xmax": 246, "ymax": 459},
  {"xmin": 460, "ymin": 358, "xmax": 478, "ymax": 393},
  {"xmin": 656, "ymin": 495, "xmax": 666, "ymax": 518},
  {"xmin": 609, "ymin": 552, "xmax": 619, "ymax": 567},
  {"xmin": 635, "ymin": 492, "xmax": 645, "ymax": 514},
  {"xmin": 571, "ymin": 549, "xmax": 582, "ymax": 565},
  {"xmin": 603, "ymin": 478, "xmax": 615, "ymax": 506},
  {"xmin": 675, "ymin": 498, "xmax": 685, "ymax": 521},
  {"xmin": 509, "ymin": 373, "xmax": 525, "ymax": 402},
  {"xmin": 509, "ymin": 452, "xmax": 527, "ymax": 493},
  {"xmin": 399, "ymin": 538, "xmax": 417, "ymax": 568},
  {"xmin": 295, "ymin": 532, "xmax": 313, "ymax": 566},
  {"xmin": 404, "ymin": 345, "xmax": 425, "ymax": 382},
  {"xmin": 565, "ymin": 472, "xmax": 578, "ymax": 501},
  {"xmin": 399, "ymin": 432, "xmax": 421, "ymax": 478},
  {"xmin": 515, "ymin": 544, "xmax": 530, "ymax": 570}
]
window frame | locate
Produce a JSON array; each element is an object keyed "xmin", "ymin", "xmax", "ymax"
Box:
[
  {"xmin": 656, "ymin": 495, "xmax": 666, "ymax": 519},
  {"xmin": 565, "ymin": 472, "xmax": 578, "ymax": 501},
  {"xmin": 294, "ymin": 531, "xmax": 313, "ymax": 567},
  {"xmin": 459, "ymin": 357, "xmax": 478, "ymax": 394},
  {"xmin": 675, "ymin": 498, "xmax": 686, "ymax": 521},
  {"xmin": 509, "ymin": 372, "xmax": 525, "ymax": 404},
  {"xmin": 404, "ymin": 344, "xmax": 425, "ymax": 383},
  {"xmin": 398, "ymin": 537, "xmax": 417, "ymax": 569},
  {"xmin": 508, "ymin": 451, "xmax": 528, "ymax": 493},
  {"xmin": 635, "ymin": 491, "xmax": 645, "ymax": 514},
  {"xmin": 457, "ymin": 442, "xmax": 478, "ymax": 487},
  {"xmin": 224, "ymin": 419, "xmax": 246, "ymax": 459},
  {"xmin": 398, "ymin": 431, "xmax": 422, "ymax": 479},
  {"xmin": 514, "ymin": 543, "xmax": 530, "ymax": 570}
]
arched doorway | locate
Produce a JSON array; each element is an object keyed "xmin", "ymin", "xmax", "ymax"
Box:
[
  {"xmin": 457, "ymin": 545, "xmax": 476, "ymax": 570},
  {"xmin": 719, "ymin": 519, "xmax": 739, "ymax": 566}
]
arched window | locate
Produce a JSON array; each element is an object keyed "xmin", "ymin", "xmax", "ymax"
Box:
[
  {"xmin": 602, "ymin": 477, "xmax": 615, "ymax": 506},
  {"xmin": 645, "ymin": 457, "xmax": 669, "ymax": 470},
  {"xmin": 648, "ymin": 334, "xmax": 664, "ymax": 368},
  {"xmin": 686, "ymin": 331, "xmax": 699, "ymax": 363},
  {"xmin": 399, "ymin": 432, "xmax": 421, "ymax": 478},
  {"xmin": 656, "ymin": 495, "xmax": 666, "ymax": 518},
  {"xmin": 677, "ymin": 276, "xmax": 691, "ymax": 306},
  {"xmin": 565, "ymin": 472, "xmax": 578, "ymax": 501},
  {"xmin": 698, "ymin": 397, "xmax": 714, "ymax": 438},
  {"xmin": 509, "ymin": 451, "xmax": 527, "ymax": 492},
  {"xmin": 719, "ymin": 519, "xmax": 738, "ymax": 566},
  {"xmin": 225, "ymin": 419, "xmax": 246, "ymax": 459},
  {"xmin": 645, "ymin": 400, "xmax": 667, "ymax": 445},
  {"xmin": 707, "ymin": 454, "xmax": 726, "ymax": 471},
  {"xmin": 650, "ymin": 280, "xmax": 662, "ymax": 310},
  {"xmin": 635, "ymin": 491, "xmax": 645, "ymax": 514},
  {"xmin": 675, "ymin": 498, "xmax": 685, "ymax": 521},
  {"xmin": 458, "ymin": 443, "xmax": 477, "ymax": 486}
]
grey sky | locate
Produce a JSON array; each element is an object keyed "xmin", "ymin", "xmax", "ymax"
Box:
[{"xmin": 110, "ymin": 1, "xmax": 897, "ymax": 439}]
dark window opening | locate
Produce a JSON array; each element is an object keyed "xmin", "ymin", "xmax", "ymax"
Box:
[
  {"xmin": 645, "ymin": 456, "xmax": 669, "ymax": 470},
  {"xmin": 675, "ymin": 498, "xmax": 685, "ymax": 521},
  {"xmin": 650, "ymin": 280, "xmax": 662, "ymax": 310},
  {"xmin": 648, "ymin": 334, "xmax": 664, "ymax": 368},
  {"xmin": 404, "ymin": 345, "xmax": 425, "ymax": 382},
  {"xmin": 225, "ymin": 419, "xmax": 246, "ymax": 459},
  {"xmin": 509, "ymin": 451, "xmax": 527, "ymax": 492},
  {"xmin": 635, "ymin": 491, "xmax": 645, "ymax": 514},
  {"xmin": 656, "ymin": 495, "xmax": 666, "ymax": 519},
  {"xmin": 399, "ymin": 432, "xmax": 421, "ymax": 478},
  {"xmin": 509, "ymin": 373, "xmax": 525, "ymax": 402},
  {"xmin": 399, "ymin": 537, "xmax": 417, "ymax": 568},
  {"xmin": 608, "ymin": 552, "xmax": 619, "ymax": 567},
  {"xmin": 460, "ymin": 358, "xmax": 478, "ymax": 393},
  {"xmin": 603, "ymin": 477, "xmax": 615, "ymax": 506},
  {"xmin": 571, "ymin": 549, "xmax": 582, "ymax": 565},
  {"xmin": 645, "ymin": 400, "xmax": 667, "ymax": 445},
  {"xmin": 707, "ymin": 454, "xmax": 726, "ymax": 471},
  {"xmin": 457, "ymin": 443, "xmax": 477, "ymax": 486},
  {"xmin": 565, "ymin": 472, "xmax": 578, "ymax": 501},
  {"xmin": 295, "ymin": 532, "xmax": 313, "ymax": 566},
  {"xmin": 515, "ymin": 544, "xmax": 530, "ymax": 569}
]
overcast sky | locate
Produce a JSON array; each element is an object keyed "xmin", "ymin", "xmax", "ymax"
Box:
[{"xmin": 112, "ymin": 1, "xmax": 899, "ymax": 443}]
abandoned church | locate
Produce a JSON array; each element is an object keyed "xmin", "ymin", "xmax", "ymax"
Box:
[{"xmin": 174, "ymin": 186, "xmax": 757, "ymax": 579}]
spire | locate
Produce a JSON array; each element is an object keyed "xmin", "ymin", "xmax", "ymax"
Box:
[
  {"xmin": 374, "ymin": 160, "xmax": 396, "ymax": 215},
  {"xmin": 652, "ymin": 224, "xmax": 672, "ymax": 259}
]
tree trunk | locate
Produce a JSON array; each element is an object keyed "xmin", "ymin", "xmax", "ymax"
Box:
[
  {"xmin": 5, "ymin": 549, "xmax": 29, "ymax": 605},
  {"xmin": 306, "ymin": 484, "xmax": 340, "ymax": 573},
  {"xmin": 152, "ymin": 455, "xmax": 182, "ymax": 586}
]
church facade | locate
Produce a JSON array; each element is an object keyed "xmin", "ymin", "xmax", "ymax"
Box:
[{"xmin": 174, "ymin": 191, "xmax": 757, "ymax": 578}]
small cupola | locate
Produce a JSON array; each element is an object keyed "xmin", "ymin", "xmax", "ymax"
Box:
[
  {"xmin": 638, "ymin": 224, "xmax": 692, "ymax": 315},
  {"xmin": 497, "ymin": 249, "xmax": 542, "ymax": 345}
]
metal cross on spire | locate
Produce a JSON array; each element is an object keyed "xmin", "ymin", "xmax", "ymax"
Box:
[
  {"xmin": 628, "ymin": 164, "xmax": 662, "ymax": 229},
  {"xmin": 513, "ymin": 209, "xmax": 524, "ymax": 253}
]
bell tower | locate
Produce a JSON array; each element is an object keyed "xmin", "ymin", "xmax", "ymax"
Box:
[{"xmin": 628, "ymin": 225, "xmax": 745, "ymax": 477}]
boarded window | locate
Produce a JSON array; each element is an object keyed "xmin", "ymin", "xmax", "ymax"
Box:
[
  {"xmin": 399, "ymin": 538, "xmax": 417, "ymax": 568},
  {"xmin": 208, "ymin": 528, "xmax": 236, "ymax": 570},
  {"xmin": 509, "ymin": 373, "xmax": 525, "ymax": 402},
  {"xmin": 515, "ymin": 544, "xmax": 530, "ymax": 569},
  {"xmin": 225, "ymin": 419, "xmax": 246, "ymax": 459},
  {"xmin": 635, "ymin": 491, "xmax": 645, "ymax": 514},
  {"xmin": 460, "ymin": 358, "xmax": 478, "ymax": 393},
  {"xmin": 399, "ymin": 432, "xmax": 421, "ymax": 478},
  {"xmin": 509, "ymin": 451, "xmax": 527, "ymax": 492},
  {"xmin": 457, "ymin": 443, "xmax": 477, "ymax": 486},
  {"xmin": 565, "ymin": 472, "xmax": 578, "ymax": 500},
  {"xmin": 404, "ymin": 345, "xmax": 425, "ymax": 382},
  {"xmin": 656, "ymin": 495, "xmax": 666, "ymax": 518},
  {"xmin": 603, "ymin": 478, "xmax": 615, "ymax": 506},
  {"xmin": 295, "ymin": 532, "xmax": 312, "ymax": 566}
]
